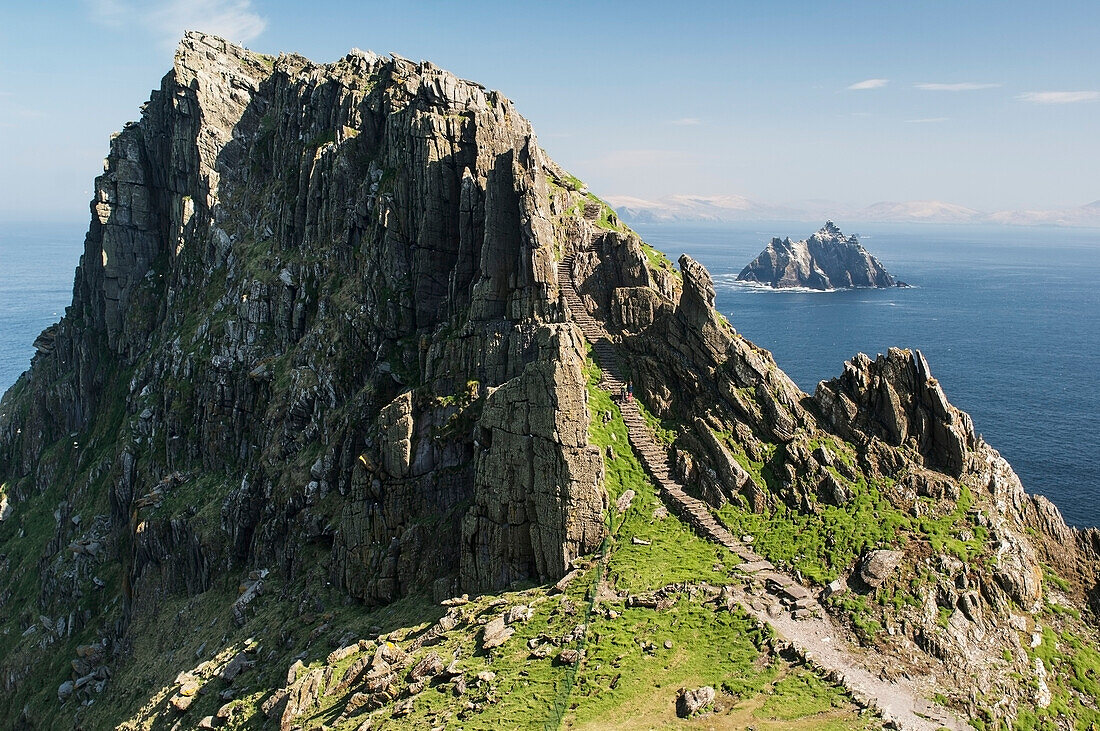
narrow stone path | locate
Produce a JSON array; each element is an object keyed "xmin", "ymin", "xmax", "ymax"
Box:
[{"xmin": 559, "ymin": 255, "xmax": 963, "ymax": 731}]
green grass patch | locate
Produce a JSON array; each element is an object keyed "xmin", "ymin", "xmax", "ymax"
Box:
[
  {"xmin": 758, "ymin": 668, "xmax": 852, "ymax": 721},
  {"xmin": 566, "ymin": 598, "xmax": 772, "ymax": 728}
]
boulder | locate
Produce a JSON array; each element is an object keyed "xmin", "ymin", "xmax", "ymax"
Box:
[
  {"xmin": 556, "ymin": 648, "xmax": 581, "ymax": 665},
  {"xmin": 481, "ymin": 616, "xmax": 514, "ymax": 650},
  {"xmin": 408, "ymin": 652, "xmax": 444, "ymax": 681},
  {"xmin": 859, "ymin": 550, "xmax": 904, "ymax": 588},
  {"xmin": 218, "ymin": 652, "xmax": 252, "ymax": 683},
  {"xmin": 676, "ymin": 685, "xmax": 716, "ymax": 717},
  {"xmin": 57, "ymin": 681, "xmax": 74, "ymax": 702},
  {"xmin": 505, "ymin": 605, "xmax": 533, "ymax": 624}
]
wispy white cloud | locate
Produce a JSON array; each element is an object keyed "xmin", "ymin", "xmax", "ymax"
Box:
[
  {"xmin": 1016, "ymin": 91, "xmax": 1099, "ymax": 104},
  {"xmin": 847, "ymin": 78, "xmax": 888, "ymax": 90},
  {"xmin": 915, "ymin": 82, "xmax": 1001, "ymax": 91},
  {"xmin": 85, "ymin": 0, "xmax": 266, "ymax": 49},
  {"xmin": 906, "ymin": 117, "xmax": 949, "ymax": 123},
  {"xmin": 669, "ymin": 117, "xmax": 701, "ymax": 126}
]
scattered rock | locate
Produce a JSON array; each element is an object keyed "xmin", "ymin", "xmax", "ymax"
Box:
[
  {"xmin": 859, "ymin": 549, "xmax": 904, "ymax": 589},
  {"xmin": 215, "ymin": 702, "xmax": 235, "ymax": 721},
  {"xmin": 556, "ymin": 649, "xmax": 581, "ymax": 665},
  {"xmin": 615, "ymin": 489, "xmax": 636, "ymax": 513},
  {"xmin": 219, "ymin": 652, "xmax": 252, "ymax": 683},
  {"xmin": 552, "ymin": 569, "xmax": 583, "ymax": 594},
  {"xmin": 505, "ymin": 605, "xmax": 533, "ymax": 624},
  {"xmin": 409, "ymin": 652, "xmax": 444, "ymax": 681},
  {"xmin": 285, "ymin": 659, "xmax": 305, "ymax": 687},
  {"xmin": 676, "ymin": 685, "xmax": 716, "ymax": 718},
  {"xmin": 327, "ymin": 643, "xmax": 360, "ymax": 665},
  {"xmin": 58, "ymin": 681, "xmax": 74, "ymax": 702},
  {"xmin": 481, "ymin": 616, "xmax": 514, "ymax": 650},
  {"xmin": 260, "ymin": 688, "xmax": 289, "ymax": 719},
  {"xmin": 823, "ymin": 577, "xmax": 848, "ymax": 599}
]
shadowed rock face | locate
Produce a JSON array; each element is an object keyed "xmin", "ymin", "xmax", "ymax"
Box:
[
  {"xmin": 737, "ymin": 221, "xmax": 903, "ymax": 289},
  {"xmin": 0, "ymin": 31, "xmax": 607, "ymax": 612}
]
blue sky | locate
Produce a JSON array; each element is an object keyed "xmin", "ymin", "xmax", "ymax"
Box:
[{"xmin": 1, "ymin": 0, "xmax": 1098, "ymax": 219}]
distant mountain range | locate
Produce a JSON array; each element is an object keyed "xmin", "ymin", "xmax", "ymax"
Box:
[{"xmin": 605, "ymin": 194, "xmax": 1100, "ymax": 227}]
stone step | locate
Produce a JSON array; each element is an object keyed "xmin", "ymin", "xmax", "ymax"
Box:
[{"xmin": 734, "ymin": 560, "xmax": 775, "ymax": 574}]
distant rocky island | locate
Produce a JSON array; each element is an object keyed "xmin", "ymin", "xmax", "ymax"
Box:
[{"xmin": 737, "ymin": 221, "xmax": 907, "ymax": 289}]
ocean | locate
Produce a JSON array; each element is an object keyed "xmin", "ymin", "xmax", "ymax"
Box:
[
  {"xmin": 1, "ymin": 220, "xmax": 1097, "ymax": 527},
  {"xmin": 0, "ymin": 221, "xmax": 84, "ymax": 396}
]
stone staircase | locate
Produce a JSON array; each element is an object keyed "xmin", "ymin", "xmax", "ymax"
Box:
[
  {"xmin": 558, "ymin": 256, "xmax": 820, "ymax": 616},
  {"xmin": 558, "ymin": 255, "xmax": 963, "ymax": 730}
]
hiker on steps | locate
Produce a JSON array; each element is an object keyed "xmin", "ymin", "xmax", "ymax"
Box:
[{"xmin": 626, "ymin": 382, "xmax": 634, "ymax": 402}]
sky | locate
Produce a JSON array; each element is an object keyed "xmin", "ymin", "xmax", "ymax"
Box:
[{"xmin": 1, "ymin": 0, "xmax": 1098, "ymax": 221}]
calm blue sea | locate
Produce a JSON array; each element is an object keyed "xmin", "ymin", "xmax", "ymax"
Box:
[
  {"xmin": 1, "ymin": 220, "xmax": 1098, "ymax": 527},
  {"xmin": 0, "ymin": 221, "xmax": 84, "ymax": 397}
]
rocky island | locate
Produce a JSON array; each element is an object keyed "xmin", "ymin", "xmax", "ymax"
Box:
[
  {"xmin": 0, "ymin": 32, "xmax": 1097, "ymax": 730},
  {"xmin": 737, "ymin": 221, "xmax": 906, "ymax": 289}
]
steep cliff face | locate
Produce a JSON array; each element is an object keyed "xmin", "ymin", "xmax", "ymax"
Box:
[
  {"xmin": 0, "ymin": 32, "xmax": 611, "ymax": 717},
  {"xmin": 737, "ymin": 221, "xmax": 904, "ymax": 289},
  {"xmin": 0, "ymin": 33, "xmax": 1097, "ymax": 730}
]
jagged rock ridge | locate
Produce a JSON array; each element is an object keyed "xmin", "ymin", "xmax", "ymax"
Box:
[
  {"xmin": 0, "ymin": 32, "xmax": 1097, "ymax": 729},
  {"xmin": 737, "ymin": 221, "xmax": 906, "ymax": 289}
]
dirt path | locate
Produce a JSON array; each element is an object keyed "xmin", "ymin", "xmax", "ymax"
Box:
[{"xmin": 559, "ymin": 256, "xmax": 963, "ymax": 731}]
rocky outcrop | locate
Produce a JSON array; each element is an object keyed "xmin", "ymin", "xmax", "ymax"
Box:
[
  {"xmin": 461, "ymin": 325, "xmax": 605, "ymax": 591},
  {"xmin": 737, "ymin": 221, "xmax": 904, "ymax": 289},
  {"xmin": 814, "ymin": 348, "xmax": 977, "ymax": 476}
]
